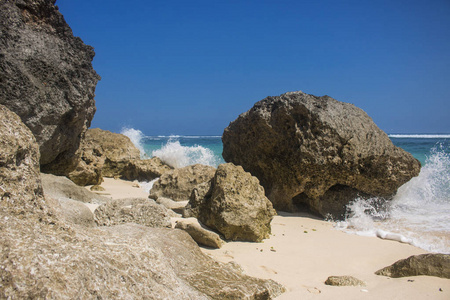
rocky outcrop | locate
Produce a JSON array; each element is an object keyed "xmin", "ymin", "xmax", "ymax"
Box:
[
  {"xmin": 222, "ymin": 91, "xmax": 421, "ymax": 218},
  {"xmin": 175, "ymin": 218, "xmax": 224, "ymax": 249},
  {"xmin": 375, "ymin": 254, "xmax": 450, "ymax": 279},
  {"xmin": 0, "ymin": 0, "xmax": 100, "ymax": 168},
  {"xmin": 325, "ymin": 276, "xmax": 366, "ymax": 286},
  {"xmin": 59, "ymin": 128, "xmax": 171, "ymax": 186},
  {"xmin": 0, "ymin": 105, "xmax": 285, "ymax": 299},
  {"xmin": 94, "ymin": 198, "xmax": 173, "ymax": 228},
  {"xmin": 184, "ymin": 163, "xmax": 277, "ymax": 242},
  {"xmin": 150, "ymin": 164, "xmax": 216, "ymax": 201},
  {"xmin": 121, "ymin": 157, "xmax": 172, "ymax": 181}
]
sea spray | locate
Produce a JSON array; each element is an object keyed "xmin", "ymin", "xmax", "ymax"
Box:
[
  {"xmin": 151, "ymin": 137, "xmax": 219, "ymax": 168},
  {"xmin": 120, "ymin": 127, "xmax": 147, "ymax": 158},
  {"xmin": 336, "ymin": 143, "xmax": 450, "ymax": 253}
]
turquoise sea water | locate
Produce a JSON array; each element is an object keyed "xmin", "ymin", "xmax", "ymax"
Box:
[{"xmin": 121, "ymin": 128, "xmax": 450, "ymax": 253}]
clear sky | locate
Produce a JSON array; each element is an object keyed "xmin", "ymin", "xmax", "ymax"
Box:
[{"xmin": 57, "ymin": 0, "xmax": 450, "ymax": 135}]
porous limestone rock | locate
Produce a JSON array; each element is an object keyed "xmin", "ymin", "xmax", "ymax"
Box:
[
  {"xmin": 375, "ymin": 254, "xmax": 450, "ymax": 279},
  {"xmin": 0, "ymin": 0, "xmax": 100, "ymax": 168},
  {"xmin": 325, "ymin": 276, "xmax": 366, "ymax": 286},
  {"xmin": 156, "ymin": 197, "xmax": 188, "ymax": 214},
  {"xmin": 150, "ymin": 164, "xmax": 216, "ymax": 201},
  {"xmin": 64, "ymin": 128, "xmax": 141, "ymax": 185},
  {"xmin": 222, "ymin": 91, "xmax": 421, "ymax": 218},
  {"xmin": 0, "ymin": 106, "xmax": 285, "ymax": 299},
  {"xmin": 184, "ymin": 163, "xmax": 277, "ymax": 242},
  {"xmin": 175, "ymin": 218, "xmax": 224, "ymax": 249},
  {"xmin": 0, "ymin": 105, "xmax": 48, "ymax": 219},
  {"xmin": 121, "ymin": 157, "xmax": 173, "ymax": 181},
  {"xmin": 94, "ymin": 198, "xmax": 173, "ymax": 228}
]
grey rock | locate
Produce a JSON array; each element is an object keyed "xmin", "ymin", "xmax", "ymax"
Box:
[
  {"xmin": 57, "ymin": 198, "xmax": 95, "ymax": 227},
  {"xmin": 175, "ymin": 219, "xmax": 224, "ymax": 249},
  {"xmin": 150, "ymin": 164, "xmax": 216, "ymax": 201},
  {"xmin": 375, "ymin": 253, "xmax": 450, "ymax": 279},
  {"xmin": 94, "ymin": 198, "xmax": 172, "ymax": 228},
  {"xmin": 325, "ymin": 275, "xmax": 366, "ymax": 286},
  {"xmin": 222, "ymin": 91, "xmax": 421, "ymax": 218},
  {"xmin": 185, "ymin": 163, "xmax": 277, "ymax": 242},
  {"xmin": 0, "ymin": 0, "xmax": 100, "ymax": 168},
  {"xmin": 41, "ymin": 173, "xmax": 108, "ymax": 204}
]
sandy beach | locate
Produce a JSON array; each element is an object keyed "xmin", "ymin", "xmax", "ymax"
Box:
[{"xmin": 93, "ymin": 178, "xmax": 450, "ymax": 299}]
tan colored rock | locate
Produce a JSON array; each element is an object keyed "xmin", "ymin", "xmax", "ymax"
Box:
[
  {"xmin": 325, "ymin": 276, "xmax": 366, "ymax": 286},
  {"xmin": 0, "ymin": 105, "xmax": 49, "ymax": 220},
  {"xmin": 222, "ymin": 91, "xmax": 421, "ymax": 218},
  {"xmin": 90, "ymin": 185, "xmax": 105, "ymax": 192},
  {"xmin": 121, "ymin": 157, "xmax": 173, "ymax": 181},
  {"xmin": 375, "ymin": 253, "xmax": 450, "ymax": 279},
  {"xmin": 175, "ymin": 219, "xmax": 224, "ymax": 249},
  {"xmin": 185, "ymin": 163, "xmax": 277, "ymax": 242},
  {"xmin": 0, "ymin": 105, "xmax": 284, "ymax": 299},
  {"xmin": 66, "ymin": 128, "xmax": 141, "ymax": 185},
  {"xmin": 94, "ymin": 198, "xmax": 172, "ymax": 228},
  {"xmin": 150, "ymin": 164, "xmax": 216, "ymax": 201}
]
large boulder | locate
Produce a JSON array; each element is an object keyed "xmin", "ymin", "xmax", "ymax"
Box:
[
  {"xmin": 375, "ymin": 254, "xmax": 450, "ymax": 279},
  {"xmin": 0, "ymin": 106, "xmax": 285, "ymax": 299},
  {"xmin": 184, "ymin": 163, "xmax": 277, "ymax": 242},
  {"xmin": 121, "ymin": 157, "xmax": 173, "ymax": 182},
  {"xmin": 0, "ymin": 0, "xmax": 100, "ymax": 168},
  {"xmin": 150, "ymin": 164, "xmax": 216, "ymax": 201},
  {"xmin": 222, "ymin": 91, "xmax": 421, "ymax": 217}
]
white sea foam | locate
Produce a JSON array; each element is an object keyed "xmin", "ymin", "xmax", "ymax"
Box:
[
  {"xmin": 336, "ymin": 144, "xmax": 450, "ymax": 253},
  {"xmin": 120, "ymin": 127, "xmax": 147, "ymax": 158},
  {"xmin": 151, "ymin": 138, "xmax": 218, "ymax": 168},
  {"xmin": 389, "ymin": 134, "xmax": 450, "ymax": 139}
]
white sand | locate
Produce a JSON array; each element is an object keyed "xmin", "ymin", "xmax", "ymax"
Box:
[{"xmin": 89, "ymin": 178, "xmax": 450, "ymax": 299}]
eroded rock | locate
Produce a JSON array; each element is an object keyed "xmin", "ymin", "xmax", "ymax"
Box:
[
  {"xmin": 150, "ymin": 164, "xmax": 216, "ymax": 201},
  {"xmin": 375, "ymin": 254, "xmax": 450, "ymax": 279},
  {"xmin": 325, "ymin": 276, "xmax": 366, "ymax": 286},
  {"xmin": 222, "ymin": 91, "xmax": 421, "ymax": 218},
  {"xmin": 0, "ymin": 0, "xmax": 100, "ymax": 168},
  {"xmin": 184, "ymin": 163, "xmax": 276, "ymax": 242}
]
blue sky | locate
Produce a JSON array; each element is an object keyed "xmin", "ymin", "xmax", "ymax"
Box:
[{"xmin": 57, "ymin": 0, "xmax": 450, "ymax": 135}]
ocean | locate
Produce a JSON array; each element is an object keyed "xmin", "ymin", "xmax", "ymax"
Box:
[{"xmin": 121, "ymin": 128, "xmax": 450, "ymax": 254}]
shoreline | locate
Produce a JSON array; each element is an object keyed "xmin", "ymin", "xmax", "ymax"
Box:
[{"xmin": 92, "ymin": 178, "xmax": 450, "ymax": 299}]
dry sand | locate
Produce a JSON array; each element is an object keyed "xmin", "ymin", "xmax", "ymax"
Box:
[{"xmin": 91, "ymin": 178, "xmax": 450, "ymax": 299}]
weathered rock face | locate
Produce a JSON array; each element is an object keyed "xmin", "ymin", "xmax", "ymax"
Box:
[
  {"xmin": 0, "ymin": 105, "xmax": 49, "ymax": 220},
  {"xmin": 184, "ymin": 163, "xmax": 277, "ymax": 242},
  {"xmin": 0, "ymin": 106, "xmax": 285, "ymax": 299},
  {"xmin": 94, "ymin": 198, "xmax": 173, "ymax": 228},
  {"xmin": 0, "ymin": 0, "xmax": 100, "ymax": 168},
  {"xmin": 121, "ymin": 157, "xmax": 173, "ymax": 182},
  {"xmin": 375, "ymin": 254, "xmax": 450, "ymax": 279},
  {"xmin": 223, "ymin": 91, "xmax": 421, "ymax": 217},
  {"xmin": 150, "ymin": 164, "xmax": 216, "ymax": 201},
  {"xmin": 56, "ymin": 128, "xmax": 169, "ymax": 186}
]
